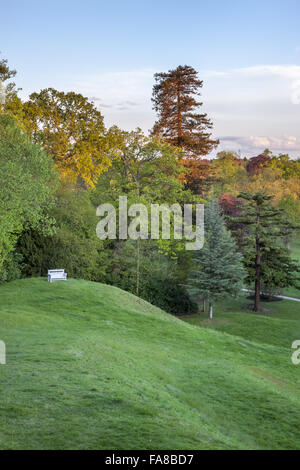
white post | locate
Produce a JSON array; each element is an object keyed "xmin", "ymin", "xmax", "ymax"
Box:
[{"xmin": 209, "ymin": 303, "xmax": 213, "ymax": 319}]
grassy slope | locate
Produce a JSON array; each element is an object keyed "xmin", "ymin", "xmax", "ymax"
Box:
[
  {"xmin": 284, "ymin": 238, "xmax": 300, "ymax": 299},
  {"xmin": 0, "ymin": 278, "xmax": 300, "ymax": 450}
]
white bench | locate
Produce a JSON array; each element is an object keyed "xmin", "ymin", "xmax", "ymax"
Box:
[{"xmin": 48, "ymin": 269, "xmax": 67, "ymax": 283}]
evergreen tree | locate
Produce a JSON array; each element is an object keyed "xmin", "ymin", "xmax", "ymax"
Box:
[
  {"xmin": 187, "ymin": 199, "xmax": 245, "ymax": 318},
  {"xmin": 236, "ymin": 193, "xmax": 300, "ymax": 312},
  {"xmin": 152, "ymin": 65, "xmax": 218, "ymax": 156}
]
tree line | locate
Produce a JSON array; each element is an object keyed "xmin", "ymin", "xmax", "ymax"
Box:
[{"xmin": 0, "ymin": 58, "xmax": 299, "ymax": 316}]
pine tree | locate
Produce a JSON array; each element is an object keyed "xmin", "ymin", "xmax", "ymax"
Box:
[
  {"xmin": 152, "ymin": 65, "xmax": 219, "ymax": 156},
  {"xmin": 187, "ymin": 199, "xmax": 245, "ymax": 319},
  {"xmin": 236, "ymin": 192, "xmax": 300, "ymax": 312}
]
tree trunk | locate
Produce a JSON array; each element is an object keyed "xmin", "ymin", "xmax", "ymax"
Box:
[
  {"xmin": 202, "ymin": 298, "xmax": 206, "ymax": 313},
  {"xmin": 209, "ymin": 302, "xmax": 213, "ymax": 319},
  {"xmin": 177, "ymin": 85, "xmax": 182, "ymax": 147},
  {"xmin": 254, "ymin": 276, "xmax": 261, "ymax": 312}
]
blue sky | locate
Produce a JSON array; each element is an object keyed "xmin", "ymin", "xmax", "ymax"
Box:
[{"xmin": 1, "ymin": 0, "xmax": 300, "ymax": 156}]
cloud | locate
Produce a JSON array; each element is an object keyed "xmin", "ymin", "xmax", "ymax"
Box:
[
  {"xmin": 218, "ymin": 135, "xmax": 300, "ymax": 157},
  {"xmin": 204, "ymin": 65, "xmax": 300, "ymax": 105},
  {"xmin": 69, "ymin": 69, "xmax": 154, "ymax": 123},
  {"xmin": 205, "ymin": 64, "xmax": 300, "ymax": 81},
  {"xmin": 89, "ymin": 97, "xmax": 112, "ymax": 108},
  {"xmin": 46, "ymin": 64, "xmax": 300, "ymax": 150}
]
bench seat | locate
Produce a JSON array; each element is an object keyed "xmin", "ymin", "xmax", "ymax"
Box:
[{"xmin": 48, "ymin": 269, "xmax": 67, "ymax": 282}]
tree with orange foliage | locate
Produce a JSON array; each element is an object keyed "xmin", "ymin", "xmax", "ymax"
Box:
[
  {"xmin": 180, "ymin": 157, "xmax": 218, "ymax": 196},
  {"xmin": 152, "ymin": 65, "xmax": 218, "ymax": 156}
]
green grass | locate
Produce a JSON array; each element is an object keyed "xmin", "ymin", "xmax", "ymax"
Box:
[
  {"xmin": 184, "ymin": 294, "xmax": 300, "ymax": 348},
  {"xmin": 0, "ymin": 278, "xmax": 300, "ymax": 449},
  {"xmin": 284, "ymin": 238, "xmax": 300, "ymax": 299}
]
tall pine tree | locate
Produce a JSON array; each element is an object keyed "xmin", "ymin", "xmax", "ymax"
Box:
[
  {"xmin": 152, "ymin": 65, "xmax": 218, "ymax": 156},
  {"xmin": 187, "ymin": 199, "xmax": 245, "ymax": 319},
  {"xmin": 236, "ymin": 192, "xmax": 300, "ymax": 312}
]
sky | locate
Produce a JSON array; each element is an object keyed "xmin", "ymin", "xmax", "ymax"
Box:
[{"xmin": 1, "ymin": 0, "xmax": 300, "ymax": 157}]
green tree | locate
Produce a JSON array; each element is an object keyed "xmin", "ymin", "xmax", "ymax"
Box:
[
  {"xmin": 0, "ymin": 57, "xmax": 17, "ymax": 103},
  {"xmin": 152, "ymin": 65, "xmax": 218, "ymax": 156},
  {"xmin": 92, "ymin": 128, "xmax": 197, "ymax": 297},
  {"xmin": 94, "ymin": 127, "xmax": 188, "ymax": 203},
  {"xmin": 22, "ymin": 88, "xmax": 111, "ymax": 188},
  {"xmin": 109, "ymin": 239, "xmax": 196, "ymax": 315},
  {"xmin": 17, "ymin": 186, "xmax": 110, "ymax": 281},
  {"xmin": 0, "ymin": 114, "xmax": 57, "ymax": 278},
  {"xmin": 0, "ymin": 56, "xmax": 24, "ymax": 123},
  {"xmin": 236, "ymin": 193, "xmax": 300, "ymax": 312},
  {"xmin": 212, "ymin": 151, "xmax": 246, "ymax": 193},
  {"xmin": 187, "ymin": 199, "xmax": 245, "ymax": 318}
]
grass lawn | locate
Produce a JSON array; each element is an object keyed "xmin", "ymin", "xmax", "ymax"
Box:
[
  {"xmin": 184, "ymin": 293, "xmax": 300, "ymax": 348},
  {"xmin": 0, "ymin": 278, "xmax": 300, "ymax": 449},
  {"xmin": 284, "ymin": 238, "xmax": 300, "ymax": 299}
]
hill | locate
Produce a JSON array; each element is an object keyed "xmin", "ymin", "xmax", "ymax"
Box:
[{"xmin": 0, "ymin": 278, "xmax": 300, "ymax": 449}]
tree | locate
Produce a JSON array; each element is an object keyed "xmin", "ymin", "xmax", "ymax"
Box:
[
  {"xmin": 0, "ymin": 114, "xmax": 57, "ymax": 278},
  {"xmin": 92, "ymin": 128, "xmax": 193, "ymax": 295},
  {"xmin": 22, "ymin": 88, "xmax": 111, "ymax": 188},
  {"xmin": 152, "ymin": 65, "xmax": 218, "ymax": 156},
  {"xmin": 212, "ymin": 151, "xmax": 245, "ymax": 193},
  {"xmin": 0, "ymin": 80, "xmax": 5, "ymax": 105},
  {"xmin": 0, "ymin": 56, "xmax": 24, "ymax": 123},
  {"xmin": 180, "ymin": 158, "xmax": 218, "ymax": 196},
  {"xmin": 109, "ymin": 239, "xmax": 196, "ymax": 315},
  {"xmin": 246, "ymin": 153, "xmax": 271, "ymax": 176},
  {"xmin": 17, "ymin": 186, "xmax": 110, "ymax": 281},
  {"xmin": 236, "ymin": 193, "xmax": 299, "ymax": 312},
  {"xmin": 0, "ymin": 57, "xmax": 17, "ymax": 103},
  {"xmin": 94, "ymin": 127, "xmax": 187, "ymax": 203},
  {"xmin": 187, "ymin": 199, "xmax": 245, "ymax": 318}
]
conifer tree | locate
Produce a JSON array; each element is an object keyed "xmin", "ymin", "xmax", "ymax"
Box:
[
  {"xmin": 236, "ymin": 193, "xmax": 300, "ymax": 312},
  {"xmin": 187, "ymin": 199, "xmax": 245, "ymax": 319},
  {"xmin": 152, "ymin": 65, "xmax": 218, "ymax": 156}
]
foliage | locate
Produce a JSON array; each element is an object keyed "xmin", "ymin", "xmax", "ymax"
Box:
[
  {"xmin": 0, "ymin": 114, "xmax": 57, "ymax": 277},
  {"xmin": 187, "ymin": 199, "xmax": 245, "ymax": 317},
  {"xmin": 212, "ymin": 151, "xmax": 247, "ymax": 194},
  {"xmin": 0, "ymin": 56, "xmax": 18, "ymax": 103},
  {"xmin": 152, "ymin": 65, "xmax": 218, "ymax": 156},
  {"xmin": 22, "ymin": 88, "xmax": 111, "ymax": 188},
  {"xmin": 108, "ymin": 239, "xmax": 195, "ymax": 314},
  {"xmin": 235, "ymin": 192, "xmax": 300, "ymax": 311},
  {"xmin": 93, "ymin": 127, "xmax": 190, "ymax": 203},
  {"xmin": 180, "ymin": 157, "xmax": 218, "ymax": 196},
  {"xmin": 278, "ymin": 194, "xmax": 300, "ymax": 229},
  {"xmin": 269, "ymin": 154, "xmax": 300, "ymax": 179},
  {"xmin": 17, "ymin": 186, "xmax": 110, "ymax": 281},
  {"xmin": 246, "ymin": 153, "xmax": 271, "ymax": 175}
]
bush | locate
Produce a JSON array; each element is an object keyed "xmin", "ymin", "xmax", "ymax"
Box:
[
  {"xmin": 108, "ymin": 240, "xmax": 196, "ymax": 315},
  {"xmin": 17, "ymin": 186, "xmax": 111, "ymax": 282}
]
